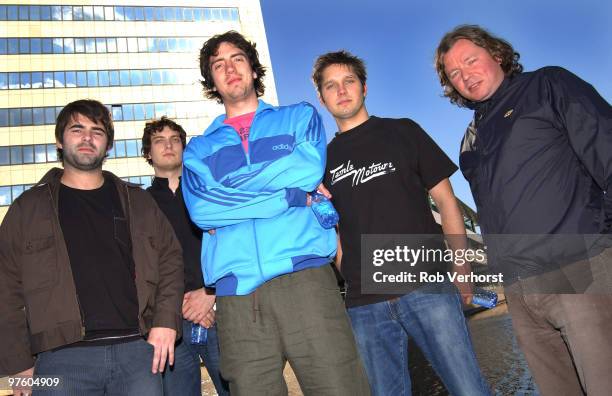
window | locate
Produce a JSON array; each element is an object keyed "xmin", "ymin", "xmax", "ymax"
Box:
[
  {"xmin": 10, "ymin": 146, "xmax": 22, "ymax": 164},
  {"xmin": 40, "ymin": 6, "xmax": 51, "ymax": 21},
  {"xmin": 104, "ymin": 6, "xmax": 114, "ymax": 21},
  {"xmin": 109, "ymin": 71, "xmax": 120, "ymax": 86},
  {"xmin": 42, "ymin": 38, "xmax": 53, "ymax": 54},
  {"xmin": 53, "ymin": 38, "xmax": 63, "ymax": 54},
  {"xmin": 120, "ymin": 70, "xmax": 130, "ymax": 86},
  {"xmin": 0, "ymin": 109, "xmax": 7, "ymax": 127},
  {"xmin": 73, "ymin": 6, "xmax": 83, "ymax": 21},
  {"xmin": 30, "ymin": 6, "xmax": 41, "ymax": 20},
  {"xmin": 144, "ymin": 7, "xmax": 154, "ymax": 21},
  {"xmin": 31, "ymin": 72, "xmax": 43, "ymax": 89},
  {"xmin": 34, "ymin": 144, "xmax": 46, "ymax": 163},
  {"xmin": 114, "ymin": 140, "xmax": 126, "ymax": 157},
  {"xmin": 111, "ymin": 105, "xmax": 123, "ymax": 121},
  {"xmin": 0, "ymin": 147, "xmax": 9, "ymax": 165},
  {"xmin": 106, "ymin": 38, "xmax": 117, "ymax": 53},
  {"xmin": 0, "ymin": 73, "xmax": 7, "ymax": 90},
  {"xmin": 64, "ymin": 38, "xmax": 75, "ymax": 54},
  {"xmin": 54, "ymin": 71, "xmax": 65, "ymax": 88},
  {"xmin": 64, "ymin": 71, "xmax": 76, "ymax": 88},
  {"xmin": 62, "ymin": 5, "xmax": 72, "ymax": 21},
  {"xmin": 134, "ymin": 7, "xmax": 144, "ymax": 21},
  {"xmin": 230, "ymin": 8, "xmax": 239, "ymax": 21},
  {"xmin": 133, "ymin": 104, "xmax": 145, "ymax": 120},
  {"xmin": 47, "ymin": 144, "xmax": 57, "ymax": 162},
  {"xmin": 0, "ymin": 39, "xmax": 6, "ymax": 55},
  {"xmin": 18, "ymin": 5, "xmax": 28, "ymax": 20},
  {"xmin": 114, "ymin": 7, "xmax": 124, "ymax": 21},
  {"xmin": 23, "ymin": 145, "xmax": 34, "ymax": 163},
  {"xmin": 87, "ymin": 71, "xmax": 98, "ymax": 87},
  {"xmin": 127, "ymin": 38, "xmax": 138, "ymax": 53},
  {"xmin": 0, "ymin": 187, "xmax": 11, "ymax": 206},
  {"xmin": 9, "ymin": 73, "xmax": 20, "ymax": 89},
  {"xmin": 130, "ymin": 70, "xmax": 142, "ymax": 86},
  {"xmin": 8, "ymin": 39, "xmax": 18, "ymax": 55},
  {"xmin": 145, "ymin": 103, "xmax": 155, "ymax": 119},
  {"xmin": 98, "ymin": 70, "xmax": 109, "ymax": 87},
  {"xmin": 194, "ymin": 8, "xmax": 204, "ymax": 21},
  {"xmin": 7, "ymin": 5, "xmax": 18, "ymax": 20},
  {"xmin": 74, "ymin": 38, "xmax": 85, "ymax": 53},
  {"xmin": 19, "ymin": 38, "xmax": 29, "ymax": 54},
  {"xmin": 126, "ymin": 140, "xmax": 138, "ymax": 157},
  {"xmin": 32, "ymin": 108, "xmax": 45, "ymax": 125},
  {"xmin": 21, "ymin": 109, "xmax": 32, "ymax": 126},
  {"xmin": 76, "ymin": 71, "xmax": 87, "ymax": 87},
  {"xmin": 11, "ymin": 185, "xmax": 24, "ymax": 201},
  {"xmin": 45, "ymin": 107, "xmax": 56, "ymax": 124},
  {"xmin": 124, "ymin": 7, "xmax": 135, "ymax": 21},
  {"xmin": 153, "ymin": 7, "xmax": 164, "ymax": 21},
  {"xmin": 122, "ymin": 105, "xmax": 134, "ymax": 121},
  {"xmin": 51, "ymin": 6, "xmax": 62, "ymax": 21},
  {"xmin": 141, "ymin": 70, "xmax": 151, "ymax": 85},
  {"xmin": 151, "ymin": 70, "xmax": 162, "ymax": 85},
  {"xmin": 183, "ymin": 8, "xmax": 194, "ymax": 21},
  {"xmin": 83, "ymin": 6, "xmax": 93, "ymax": 21},
  {"xmin": 85, "ymin": 38, "xmax": 96, "ymax": 53},
  {"xmin": 116, "ymin": 37, "xmax": 127, "ymax": 53},
  {"xmin": 168, "ymin": 38, "xmax": 177, "ymax": 52},
  {"xmin": 94, "ymin": 6, "xmax": 104, "ymax": 21},
  {"xmin": 9, "ymin": 109, "xmax": 20, "ymax": 126},
  {"xmin": 20, "ymin": 73, "xmax": 31, "ymax": 89},
  {"xmin": 96, "ymin": 38, "xmax": 107, "ymax": 53}
]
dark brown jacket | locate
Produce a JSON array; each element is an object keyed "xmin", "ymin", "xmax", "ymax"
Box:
[{"xmin": 0, "ymin": 168, "xmax": 184, "ymax": 375}]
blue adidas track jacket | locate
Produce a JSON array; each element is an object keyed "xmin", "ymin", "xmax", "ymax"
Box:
[{"xmin": 182, "ymin": 100, "xmax": 337, "ymax": 296}]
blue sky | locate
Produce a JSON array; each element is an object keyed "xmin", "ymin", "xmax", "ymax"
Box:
[{"xmin": 260, "ymin": 0, "xmax": 612, "ymax": 209}]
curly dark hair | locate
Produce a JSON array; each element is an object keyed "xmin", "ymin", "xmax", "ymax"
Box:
[
  {"xmin": 141, "ymin": 116, "xmax": 187, "ymax": 165},
  {"xmin": 199, "ymin": 31, "xmax": 266, "ymax": 104},
  {"xmin": 55, "ymin": 99, "xmax": 114, "ymax": 163},
  {"xmin": 312, "ymin": 50, "xmax": 367, "ymax": 96},
  {"xmin": 435, "ymin": 25, "xmax": 523, "ymax": 107}
]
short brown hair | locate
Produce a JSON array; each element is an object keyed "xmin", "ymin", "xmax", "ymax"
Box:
[
  {"xmin": 435, "ymin": 25, "xmax": 523, "ymax": 107},
  {"xmin": 141, "ymin": 116, "xmax": 187, "ymax": 165},
  {"xmin": 55, "ymin": 99, "xmax": 114, "ymax": 163},
  {"xmin": 199, "ymin": 31, "xmax": 266, "ymax": 104},
  {"xmin": 312, "ymin": 50, "xmax": 367, "ymax": 95}
]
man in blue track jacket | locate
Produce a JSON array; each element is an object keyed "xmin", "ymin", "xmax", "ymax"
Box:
[
  {"xmin": 435, "ymin": 25, "xmax": 612, "ymax": 395},
  {"xmin": 182, "ymin": 31, "xmax": 369, "ymax": 396}
]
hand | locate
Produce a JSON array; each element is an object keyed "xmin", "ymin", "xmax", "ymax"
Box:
[
  {"xmin": 147, "ymin": 327, "xmax": 177, "ymax": 373},
  {"xmin": 316, "ymin": 183, "xmax": 332, "ymax": 199},
  {"xmin": 12, "ymin": 367, "xmax": 34, "ymax": 396},
  {"xmin": 182, "ymin": 288, "xmax": 216, "ymax": 327},
  {"xmin": 454, "ymin": 280, "xmax": 474, "ymax": 305},
  {"xmin": 207, "ymin": 229, "xmax": 216, "ymax": 235}
]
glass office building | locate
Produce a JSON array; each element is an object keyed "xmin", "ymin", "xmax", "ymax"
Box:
[{"xmin": 0, "ymin": 0, "xmax": 278, "ymax": 221}]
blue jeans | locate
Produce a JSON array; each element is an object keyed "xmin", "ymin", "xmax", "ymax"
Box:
[
  {"xmin": 162, "ymin": 319, "xmax": 229, "ymax": 396},
  {"xmin": 33, "ymin": 338, "xmax": 162, "ymax": 395},
  {"xmin": 348, "ymin": 282, "xmax": 490, "ymax": 396}
]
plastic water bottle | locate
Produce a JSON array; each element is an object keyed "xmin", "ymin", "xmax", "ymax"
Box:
[
  {"xmin": 310, "ymin": 191, "xmax": 339, "ymax": 229},
  {"xmin": 190, "ymin": 323, "xmax": 207, "ymax": 345},
  {"xmin": 472, "ymin": 288, "xmax": 498, "ymax": 309}
]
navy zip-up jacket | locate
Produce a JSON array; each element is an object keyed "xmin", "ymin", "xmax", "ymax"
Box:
[{"xmin": 460, "ymin": 67, "xmax": 612, "ymax": 280}]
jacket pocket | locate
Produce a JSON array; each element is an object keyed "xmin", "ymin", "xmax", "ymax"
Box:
[{"xmin": 22, "ymin": 235, "xmax": 57, "ymax": 292}]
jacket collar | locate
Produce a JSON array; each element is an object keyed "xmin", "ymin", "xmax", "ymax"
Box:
[
  {"xmin": 203, "ymin": 99, "xmax": 274, "ymax": 137},
  {"xmin": 36, "ymin": 167, "xmax": 140, "ymax": 190}
]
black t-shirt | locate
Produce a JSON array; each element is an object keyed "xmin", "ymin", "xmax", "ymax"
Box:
[
  {"xmin": 147, "ymin": 177, "xmax": 204, "ymax": 292},
  {"xmin": 324, "ymin": 116, "xmax": 458, "ymax": 307},
  {"xmin": 58, "ymin": 177, "xmax": 139, "ymax": 341}
]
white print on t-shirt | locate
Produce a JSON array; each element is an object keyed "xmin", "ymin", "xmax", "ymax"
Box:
[{"xmin": 329, "ymin": 160, "xmax": 396, "ymax": 187}]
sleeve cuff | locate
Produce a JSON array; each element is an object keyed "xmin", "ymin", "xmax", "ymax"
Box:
[{"xmin": 285, "ymin": 188, "xmax": 307, "ymax": 207}]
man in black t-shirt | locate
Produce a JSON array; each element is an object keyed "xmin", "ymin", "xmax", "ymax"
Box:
[
  {"xmin": 0, "ymin": 99, "xmax": 183, "ymax": 396},
  {"xmin": 312, "ymin": 51, "xmax": 490, "ymax": 396},
  {"xmin": 142, "ymin": 117, "xmax": 229, "ymax": 396}
]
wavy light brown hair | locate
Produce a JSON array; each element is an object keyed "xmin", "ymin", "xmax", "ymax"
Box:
[{"xmin": 435, "ymin": 25, "xmax": 523, "ymax": 107}]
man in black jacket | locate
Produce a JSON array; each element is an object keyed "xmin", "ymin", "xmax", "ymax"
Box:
[
  {"xmin": 142, "ymin": 117, "xmax": 229, "ymax": 396},
  {"xmin": 435, "ymin": 25, "xmax": 612, "ymax": 395}
]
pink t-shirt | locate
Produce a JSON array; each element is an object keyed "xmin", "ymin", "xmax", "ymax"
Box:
[{"xmin": 224, "ymin": 111, "xmax": 255, "ymax": 153}]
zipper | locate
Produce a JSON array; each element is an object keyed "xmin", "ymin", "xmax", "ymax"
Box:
[
  {"xmin": 48, "ymin": 184, "xmax": 86, "ymax": 337},
  {"xmin": 124, "ymin": 183, "xmax": 143, "ymax": 336},
  {"xmin": 252, "ymin": 221, "xmax": 264, "ymax": 280}
]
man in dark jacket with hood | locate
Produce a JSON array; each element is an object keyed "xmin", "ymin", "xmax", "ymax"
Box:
[
  {"xmin": 0, "ymin": 99, "xmax": 183, "ymax": 396},
  {"xmin": 435, "ymin": 25, "xmax": 612, "ymax": 395}
]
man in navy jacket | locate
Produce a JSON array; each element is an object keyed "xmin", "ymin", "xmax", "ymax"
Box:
[{"xmin": 435, "ymin": 25, "xmax": 612, "ymax": 395}]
